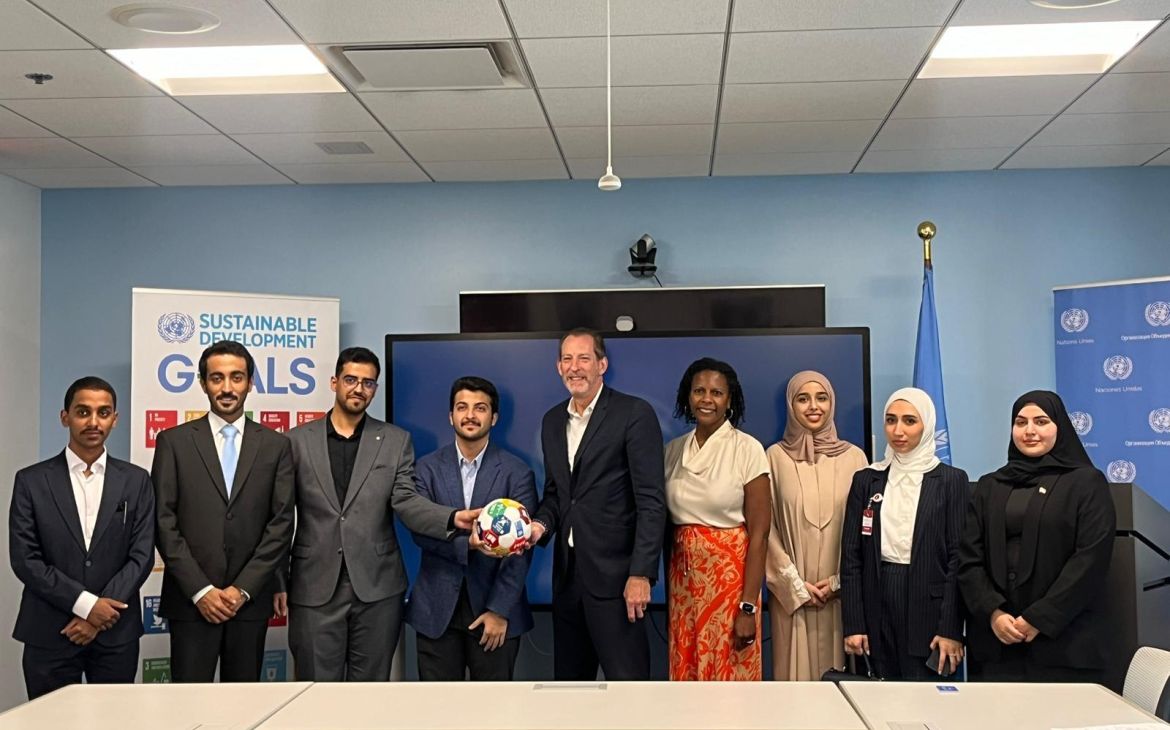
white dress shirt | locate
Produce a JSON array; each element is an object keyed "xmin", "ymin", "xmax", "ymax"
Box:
[
  {"xmin": 880, "ymin": 473, "xmax": 922, "ymax": 564},
  {"xmin": 193, "ymin": 412, "xmax": 246, "ymax": 604},
  {"xmin": 458, "ymin": 440, "xmax": 488, "ymax": 509},
  {"xmin": 565, "ymin": 384, "xmax": 604, "ymax": 547},
  {"xmin": 65, "ymin": 447, "xmax": 106, "ymax": 620}
]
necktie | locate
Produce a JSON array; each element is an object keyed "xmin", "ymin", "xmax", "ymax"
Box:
[{"xmin": 221, "ymin": 423, "xmax": 238, "ymax": 497}]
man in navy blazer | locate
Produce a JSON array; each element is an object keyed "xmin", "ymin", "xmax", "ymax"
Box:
[
  {"xmin": 406, "ymin": 376, "xmax": 537, "ymax": 680},
  {"xmin": 9, "ymin": 377, "xmax": 155, "ymax": 699}
]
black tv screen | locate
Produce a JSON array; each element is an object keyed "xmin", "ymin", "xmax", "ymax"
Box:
[{"xmin": 386, "ymin": 328, "xmax": 871, "ymax": 605}]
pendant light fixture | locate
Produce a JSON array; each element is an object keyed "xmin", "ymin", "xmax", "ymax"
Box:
[{"xmin": 597, "ymin": 0, "xmax": 621, "ymax": 191}]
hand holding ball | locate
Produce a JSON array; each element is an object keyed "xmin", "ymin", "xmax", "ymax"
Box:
[{"xmin": 474, "ymin": 498, "xmax": 532, "ymax": 557}]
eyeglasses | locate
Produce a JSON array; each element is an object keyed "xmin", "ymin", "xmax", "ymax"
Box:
[{"xmin": 341, "ymin": 375, "xmax": 378, "ymax": 390}]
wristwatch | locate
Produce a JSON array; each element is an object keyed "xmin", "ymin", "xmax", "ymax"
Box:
[{"xmin": 738, "ymin": 601, "xmax": 757, "ymax": 615}]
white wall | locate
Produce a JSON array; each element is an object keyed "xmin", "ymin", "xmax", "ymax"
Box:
[{"xmin": 0, "ymin": 173, "xmax": 40, "ymax": 710}]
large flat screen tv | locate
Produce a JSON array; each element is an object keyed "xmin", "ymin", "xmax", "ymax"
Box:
[{"xmin": 386, "ymin": 328, "xmax": 871, "ymax": 605}]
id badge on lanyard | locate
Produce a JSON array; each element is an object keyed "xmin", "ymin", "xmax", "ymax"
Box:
[{"xmin": 861, "ymin": 492, "xmax": 883, "ymax": 536}]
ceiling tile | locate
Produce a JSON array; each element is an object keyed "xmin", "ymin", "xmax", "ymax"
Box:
[
  {"xmin": 724, "ymin": 28, "xmax": 938, "ymax": 83},
  {"xmin": 566, "ymin": 154, "xmax": 710, "ymax": 179},
  {"xmin": 132, "ymin": 164, "xmax": 292, "ymax": 186},
  {"xmin": 504, "ymin": 0, "xmax": 729, "ymax": 37},
  {"xmin": 396, "ymin": 127, "xmax": 559, "ymax": 161},
  {"xmin": 4, "ymin": 97, "xmax": 216, "ymax": 137},
  {"xmin": 0, "ymin": 0, "xmax": 90, "ymax": 50},
  {"xmin": 714, "ymin": 150, "xmax": 858, "ymax": 175},
  {"xmin": 0, "ymin": 137, "xmax": 112, "ymax": 168},
  {"xmin": 269, "ymin": 0, "xmax": 509, "ymax": 43},
  {"xmin": 893, "ymin": 76, "xmax": 1096, "ymax": 119},
  {"xmin": 1002, "ymin": 143, "xmax": 1167, "ymax": 169},
  {"xmin": 276, "ymin": 161, "xmax": 430, "ymax": 184},
  {"xmin": 232, "ymin": 130, "xmax": 410, "ymax": 164},
  {"xmin": 720, "ymin": 81, "xmax": 902, "ymax": 123},
  {"xmin": 0, "ymin": 50, "xmax": 160, "ymax": 99},
  {"xmin": 543, "ymin": 85, "xmax": 717, "ymax": 127},
  {"xmin": 76, "ymin": 134, "xmax": 257, "ymax": 166},
  {"xmin": 521, "ymin": 34, "xmax": 725, "ymax": 88},
  {"xmin": 951, "ymin": 0, "xmax": 1170, "ymax": 25},
  {"xmin": 716, "ymin": 120, "xmax": 880, "ymax": 155},
  {"xmin": 425, "ymin": 159, "xmax": 567, "ymax": 181},
  {"xmin": 732, "ymin": 0, "xmax": 956, "ymax": 31},
  {"xmin": 1033, "ymin": 112, "xmax": 1170, "ymax": 145},
  {"xmin": 31, "ymin": 0, "xmax": 299, "ymax": 48},
  {"xmin": 557, "ymin": 124, "xmax": 712, "ymax": 157},
  {"xmin": 855, "ymin": 147, "xmax": 1014, "ymax": 173},
  {"xmin": 361, "ymin": 89, "xmax": 547, "ymax": 131},
  {"xmin": 180, "ymin": 94, "xmax": 380, "ymax": 134},
  {"xmin": 1067, "ymin": 72, "xmax": 1170, "ymax": 114},
  {"xmin": 0, "ymin": 105, "xmax": 54, "ymax": 137},
  {"xmin": 1115, "ymin": 24, "xmax": 1170, "ymax": 73},
  {"xmin": 871, "ymin": 116, "xmax": 1049, "ymax": 150},
  {"xmin": 3, "ymin": 166, "xmax": 153, "ymax": 187}
]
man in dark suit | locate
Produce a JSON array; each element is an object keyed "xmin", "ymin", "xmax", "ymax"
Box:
[
  {"xmin": 530, "ymin": 328, "xmax": 666, "ymax": 680},
  {"xmin": 407, "ymin": 376, "xmax": 537, "ymax": 681},
  {"xmin": 274, "ymin": 347, "xmax": 476, "ymax": 681},
  {"xmin": 9, "ymin": 377, "xmax": 155, "ymax": 699},
  {"xmin": 152, "ymin": 341, "xmax": 295, "ymax": 682}
]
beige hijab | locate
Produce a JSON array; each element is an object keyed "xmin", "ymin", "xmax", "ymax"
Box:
[{"xmin": 778, "ymin": 370, "xmax": 853, "ymax": 464}]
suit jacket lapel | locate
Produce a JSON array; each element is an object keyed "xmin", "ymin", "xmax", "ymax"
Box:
[
  {"xmin": 47, "ymin": 452, "xmax": 86, "ymax": 552},
  {"xmin": 571, "ymin": 388, "xmax": 611, "ymax": 479},
  {"xmin": 342, "ymin": 419, "xmax": 385, "ymax": 513},
  {"xmin": 1015, "ymin": 475, "xmax": 1058, "ymax": 586},
  {"xmin": 440, "ymin": 445, "xmax": 466, "ymax": 508},
  {"xmin": 228, "ymin": 420, "xmax": 263, "ymax": 506},
  {"xmin": 309, "ymin": 419, "xmax": 341, "ymax": 513},
  {"xmin": 551, "ymin": 405, "xmax": 571, "ymax": 487},
  {"xmin": 88, "ymin": 459, "xmax": 126, "ymax": 551},
  {"xmin": 191, "ymin": 417, "xmax": 229, "ymax": 503},
  {"xmin": 868, "ymin": 470, "xmax": 886, "ymax": 573},
  {"xmin": 909, "ymin": 468, "xmax": 938, "ymax": 558},
  {"xmin": 470, "ymin": 446, "xmax": 501, "ymax": 509},
  {"xmin": 987, "ymin": 479, "xmax": 1012, "ymax": 589}
]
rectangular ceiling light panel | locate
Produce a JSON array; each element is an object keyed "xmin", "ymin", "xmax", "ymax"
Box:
[
  {"xmin": 108, "ymin": 45, "xmax": 344, "ymax": 95},
  {"xmin": 920, "ymin": 21, "xmax": 1159, "ymax": 78}
]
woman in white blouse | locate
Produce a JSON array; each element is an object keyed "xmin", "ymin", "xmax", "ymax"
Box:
[
  {"xmin": 839, "ymin": 388, "xmax": 968, "ymax": 680},
  {"xmin": 664, "ymin": 357, "xmax": 771, "ymax": 681}
]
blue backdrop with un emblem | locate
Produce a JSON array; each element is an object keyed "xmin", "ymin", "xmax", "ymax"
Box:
[{"xmin": 1054, "ymin": 278, "xmax": 1170, "ymax": 508}]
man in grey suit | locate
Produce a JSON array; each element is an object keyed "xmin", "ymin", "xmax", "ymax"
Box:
[{"xmin": 274, "ymin": 347, "xmax": 480, "ymax": 681}]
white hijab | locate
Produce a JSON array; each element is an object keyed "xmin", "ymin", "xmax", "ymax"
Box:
[{"xmin": 868, "ymin": 387, "xmax": 940, "ymax": 487}]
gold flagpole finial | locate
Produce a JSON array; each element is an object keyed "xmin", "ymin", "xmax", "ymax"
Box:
[{"xmin": 917, "ymin": 220, "xmax": 936, "ymax": 265}]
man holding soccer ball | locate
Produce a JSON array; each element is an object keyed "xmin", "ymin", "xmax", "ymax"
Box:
[{"xmin": 406, "ymin": 376, "xmax": 538, "ymax": 680}]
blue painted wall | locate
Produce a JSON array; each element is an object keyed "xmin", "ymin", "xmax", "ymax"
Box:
[{"xmin": 40, "ymin": 167, "xmax": 1170, "ymax": 478}]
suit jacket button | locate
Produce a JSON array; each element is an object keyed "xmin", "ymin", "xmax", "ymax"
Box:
[
  {"xmin": 1008, "ymin": 571, "xmax": 1017, "ymax": 581},
  {"xmin": 226, "ymin": 512, "xmax": 233, "ymax": 520},
  {"xmin": 340, "ymin": 516, "xmax": 346, "ymax": 521},
  {"xmin": 85, "ymin": 560, "xmax": 92, "ymax": 567},
  {"xmin": 337, "ymin": 548, "xmax": 343, "ymax": 554}
]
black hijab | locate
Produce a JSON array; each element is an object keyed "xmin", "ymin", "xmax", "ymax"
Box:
[{"xmin": 992, "ymin": 390, "xmax": 1094, "ymax": 485}]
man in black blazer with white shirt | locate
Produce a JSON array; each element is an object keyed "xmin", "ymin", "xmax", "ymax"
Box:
[
  {"xmin": 152, "ymin": 341, "xmax": 295, "ymax": 682},
  {"xmin": 9, "ymin": 377, "xmax": 155, "ymax": 699},
  {"xmin": 530, "ymin": 328, "xmax": 666, "ymax": 680}
]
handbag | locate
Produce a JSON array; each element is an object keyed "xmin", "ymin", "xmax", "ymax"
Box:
[{"xmin": 821, "ymin": 653, "xmax": 882, "ymax": 682}]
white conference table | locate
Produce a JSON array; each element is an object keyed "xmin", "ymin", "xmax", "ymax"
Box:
[
  {"xmin": 840, "ymin": 681, "xmax": 1166, "ymax": 730},
  {"xmin": 255, "ymin": 681, "xmax": 867, "ymax": 730},
  {"xmin": 0, "ymin": 681, "xmax": 311, "ymax": 730}
]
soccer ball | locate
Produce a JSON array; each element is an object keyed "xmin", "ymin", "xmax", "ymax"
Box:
[{"xmin": 474, "ymin": 498, "xmax": 532, "ymax": 557}]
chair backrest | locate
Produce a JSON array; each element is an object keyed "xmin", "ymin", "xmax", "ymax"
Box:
[{"xmin": 1124, "ymin": 646, "xmax": 1170, "ymax": 721}]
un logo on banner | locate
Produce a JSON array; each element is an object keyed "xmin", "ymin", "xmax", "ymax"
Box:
[
  {"xmin": 1070, "ymin": 411, "xmax": 1093, "ymax": 436},
  {"xmin": 1060, "ymin": 308, "xmax": 1090, "ymax": 333},
  {"xmin": 157, "ymin": 312, "xmax": 195, "ymax": 343},
  {"xmin": 1107, "ymin": 460, "xmax": 1137, "ymax": 483},
  {"xmin": 1150, "ymin": 409, "xmax": 1170, "ymax": 434},
  {"xmin": 1146, "ymin": 301, "xmax": 1170, "ymax": 327},
  {"xmin": 1103, "ymin": 355, "xmax": 1133, "ymax": 381}
]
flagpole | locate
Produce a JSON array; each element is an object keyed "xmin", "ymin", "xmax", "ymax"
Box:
[{"xmin": 917, "ymin": 220, "xmax": 936, "ymax": 267}]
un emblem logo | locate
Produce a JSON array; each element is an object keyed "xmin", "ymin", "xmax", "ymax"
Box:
[
  {"xmin": 1069, "ymin": 411, "xmax": 1093, "ymax": 436},
  {"xmin": 1146, "ymin": 301, "xmax": 1170, "ymax": 327},
  {"xmin": 157, "ymin": 312, "xmax": 195, "ymax": 343},
  {"xmin": 1150, "ymin": 408, "xmax": 1170, "ymax": 434},
  {"xmin": 1060, "ymin": 308, "xmax": 1089, "ymax": 333},
  {"xmin": 1103, "ymin": 355, "xmax": 1133, "ymax": 381},
  {"xmin": 1107, "ymin": 460, "xmax": 1137, "ymax": 483}
]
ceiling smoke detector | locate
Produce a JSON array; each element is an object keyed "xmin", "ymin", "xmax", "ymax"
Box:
[{"xmin": 111, "ymin": 4, "xmax": 221, "ymax": 34}]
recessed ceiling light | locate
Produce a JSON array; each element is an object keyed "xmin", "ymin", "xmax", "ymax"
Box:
[
  {"xmin": 107, "ymin": 45, "xmax": 345, "ymax": 95},
  {"xmin": 111, "ymin": 4, "xmax": 220, "ymax": 34},
  {"xmin": 1028, "ymin": 0, "xmax": 1121, "ymax": 9},
  {"xmin": 919, "ymin": 20, "xmax": 1158, "ymax": 78}
]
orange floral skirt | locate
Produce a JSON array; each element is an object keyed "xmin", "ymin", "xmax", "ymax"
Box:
[{"xmin": 668, "ymin": 524, "xmax": 762, "ymax": 681}]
